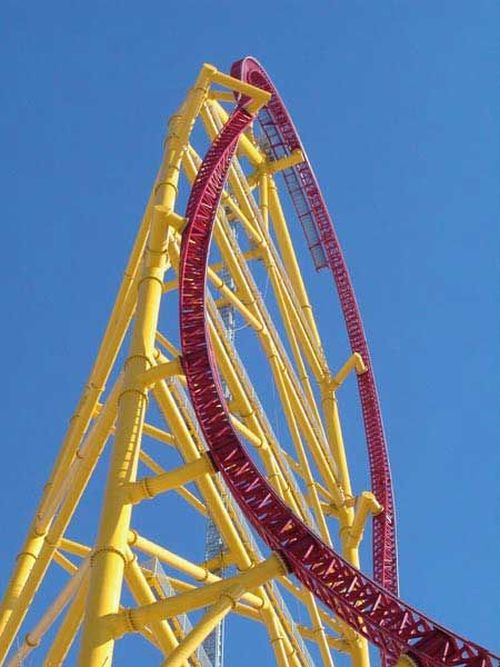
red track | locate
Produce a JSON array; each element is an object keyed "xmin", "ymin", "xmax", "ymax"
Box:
[
  {"xmin": 231, "ymin": 57, "xmax": 398, "ymax": 597},
  {"xmin": 178, "ymin": 66, "xmax": 498, "ymax": 666}
]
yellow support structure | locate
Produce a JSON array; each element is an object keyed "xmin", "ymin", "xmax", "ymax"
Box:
[
  {"xmin": 78, "ymin": 64, "xmax": 217, "ymax": 666},
  {"xmin": 125, "ymin": 454, "xmax": 214, "ymax": 504},
  {"xmin": 160, "ymin": 584, "xmax": 244, "ymax": 667},
  {"xmin": 0, "ymin": 60, "xmax": 397, "ymax": 667},
  {"xmin": 107, "ymin": 555, "xmax": 284, "ymax": 639},
  {"xmin": 44, "ymin": 579, "xmax": 89, "ymax": 666}
]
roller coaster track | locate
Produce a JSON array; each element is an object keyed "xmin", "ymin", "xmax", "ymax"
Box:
[
  {"xmin": 178, "ymin": 61, "xmax": 498, "ymax": 667},
  {"xmin": 231, "ymin": 56, "xmax": 398, "ymax": 597}
]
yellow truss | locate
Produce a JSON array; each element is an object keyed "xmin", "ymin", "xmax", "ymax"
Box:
[{"xmin": 0, "ymin": 64, "xmax": 382, "ymax": 667}]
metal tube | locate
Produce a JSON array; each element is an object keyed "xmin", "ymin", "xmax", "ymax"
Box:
[
  {"xmin": 106, "ymin": 555, "xmax": 283, "ymax": 638},
  {"xmin": 160, "ymin": 584, "xmax": 244, "ymax": 667}
]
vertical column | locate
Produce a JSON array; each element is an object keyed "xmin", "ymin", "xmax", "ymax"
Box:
[{"xmin": 77, "ymin": 67, "xmax": 214, "ymax": 666}]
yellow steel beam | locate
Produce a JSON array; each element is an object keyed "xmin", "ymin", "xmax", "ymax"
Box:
[
  {"xmin": 207, "ymin": 89, "xmax": 236, "ymax": 103},
  {"xmin": 36, "ymin": 378, "xmax": 121, "ymax": 535},
  {"xmin": 152, "ymin": 574, "xmax": 262, "ymax": 625},
  {"xmin": 163, "ymin": 584, "xmax": 244, "ymax": 667},
  {"xmin": 125, "ymin": 553, "xmax": 179, "ymax": 655},
  {"xmin": 7, "ymin": 561, "xmax": 88, "ymax": 667},
  {"xmin": 0, "ymin": 377, "xmax": 120, "ymax": 663},
  {"xmin": 267, "ymin": 178, "xmax": 322, "ymax": 348},
  {"xmin": 128, "ymin": 532, "xmax": 263, "ymax": 609},
  {"xmin": 153, "ymin": 380, "xmax": 253, "ymax": 569},
  {"xmin": 77, "ymin": 62, "xmax": 216, "ymax": 667},
  {"xmin": 208, "ymin": 68, "xmax": 271, "ymax": 114},
  {"xmin": 260, "ymin": 172, "xmax": 269, "ymax": 230},
  {"xmin": 248, "ymin": 150, "xmax": 305, "ymax": 187},
  {"xmin": 44, "ymin": 578, "xmax": 89, "ymax": 666},
  {"xmin": 199, "ymin": 551, "xmax": 236, "ymax": 574},
  {"xmin": 53, "ymin": 550, "xmax": 78, "ymax": 575},
  {"xmin": 220, "ymin": 189, "xmax": 264, "ymax": 246},
  {"xmin": 136, "ymin": 357, "xmax": 184, "ymax": 388},
  {"xmin": 327, "ymin": 353, "xmax": 367, "ymax": 390},
  {"xmin": 106, "ymin": 555, "xmax": 284, "ymax": 639},
  {"xmin": 59, "ymin": 537, "xmax": 90, "ymax": 558},
  {"xmin": 138, "ymin": 449, "xmax": 208, "ymax": 516},
  {"xmin": 161, "ymin": 584, "xmax": 244, "ymax": 667},
  {"xmin": 0, "ymin": 128, "xmax": 167, "ymax": 650},
  {"xmin": 134, "ymin": 383, "xmax": 305, "ymax": 664},
  {"xmin": 143, "ymin": 422, "xmax": 176, "ymax": 446},
  {"xmin": 321, "ymin": 387, "xmax": 354, "ymax": 515},
  {"xmin": 345, "ymin": 492, "xmax": 383, "ymax": 551},
  {"xmin": 155, "ymin": 330, "xmax": 180, "ymax": 358},
  {"xmin": 207, "ymin": 267, "xmax": 263, "ymax": 330},
  {"xmin": 126, "ymin": 454, "xmax": 214, "ymax": 504},
  {"xmin": 262, "ymin": 253, "xmax": 325, "ymax": 432},
  {"xmin": 298, "ymin": 625, "xmax": 349, "ymax": 652}
]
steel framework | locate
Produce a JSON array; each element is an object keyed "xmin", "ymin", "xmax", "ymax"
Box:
[{"xmin": 0, "ymin": 57, "xmax": 497, "ymax": 667}]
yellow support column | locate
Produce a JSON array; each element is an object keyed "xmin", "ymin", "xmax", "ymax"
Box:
[
  {"xmin": 0, "ymin": 172, "xmax": 154, "ymax": 650},
  {"xmin": 77, "ymin": 209, "xmax": 167, "ymax": 666},
  {"xmin": 77, "ymin": 66, "xmax": 213, "ymax": 666}
]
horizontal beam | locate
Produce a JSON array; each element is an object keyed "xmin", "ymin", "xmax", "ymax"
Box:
[
  {"xmin": 126, "ymin": 454, "xmax": 214, "ymax": 504},
  {"xmin": 105, "ymin": 555, "xmax": 284, "ymax": 639}
]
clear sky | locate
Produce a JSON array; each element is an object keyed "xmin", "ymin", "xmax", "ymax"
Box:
[{"xmin": 1, "ymin": 1, "xmax": 498, "ymax": 665}]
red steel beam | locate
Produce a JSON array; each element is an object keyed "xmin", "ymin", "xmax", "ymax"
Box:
[
  {"xmin": 231, "ymin": 56, "xmax": 398, "ymax": 597},
  {"xmin": 178, "ymin": 86, "xmax": 498, "ymax": 667}
]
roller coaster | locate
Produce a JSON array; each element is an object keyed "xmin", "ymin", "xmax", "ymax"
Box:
[{"xmin": 0, "ymin": 57, "xmax": 497, "ymax": 667}]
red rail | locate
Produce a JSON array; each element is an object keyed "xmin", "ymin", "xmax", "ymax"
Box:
[
  {"xmin": 178, "ymin": 89, "xmax": 498, "ymax": 665},
  {"xmin": 231, "ymin": 56, "xmax": 398, "ymax": 597}
]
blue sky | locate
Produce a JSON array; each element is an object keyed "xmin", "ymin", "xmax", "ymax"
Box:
[{"xmin": 1, "ymin": 1, "xmax": 498, "ymax": 664}]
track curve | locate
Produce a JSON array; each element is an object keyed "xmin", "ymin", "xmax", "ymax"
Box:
[
  {"xmin": 231, "ymin": 56, "xmax": 398, "ymax": 597},
  {"xmin": 178, "ymin": 80, "xmax": 498, "ymax": 665}
]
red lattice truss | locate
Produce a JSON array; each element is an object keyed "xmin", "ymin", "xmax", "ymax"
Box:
[{"xmin": 178, "ymin": 59, "xmax": 498, "ymax": 667}]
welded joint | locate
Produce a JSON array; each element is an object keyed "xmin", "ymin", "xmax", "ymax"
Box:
[
  {"xmin": 217, "ymin": 584, "xmax": 244, "ymax": 609},
  {"xmin": 15, "ymin": 550, "xmax": 39, "ymax": 564},
  {"xmin": 136, "ymin": 357, "xmax": 184, "ymax": 388},
  {"xmin": 123, "ymin": 608, "xmax": 142, "ymax": 634},
  {"xmin": 153, "ymin": 204, "xmax": 187, "ymax": 234},
  {"xmin": 90, "ymin": 545, "xmax": 128, "ymax": 569}
]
